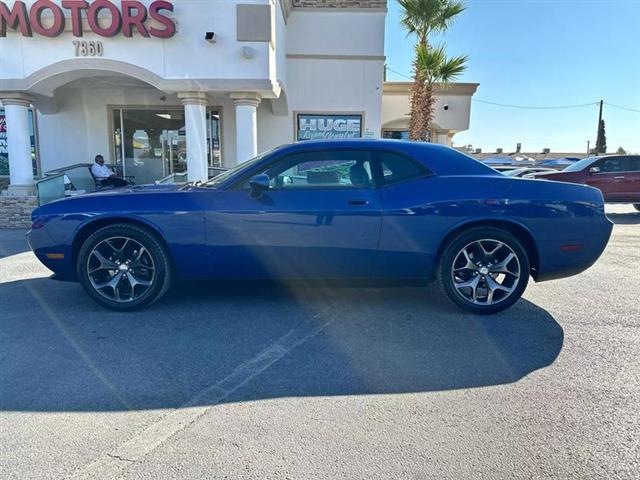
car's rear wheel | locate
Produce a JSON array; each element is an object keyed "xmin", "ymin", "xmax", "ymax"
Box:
[
  {"xmin": 77, "ymin": 224, "xmax": 172, "ymax": 310},
  {"xmin": 438, "ymin": 228, "xmax": 530, "ymax": 314},
  {"xmin": 633, "ymin": 204, "xmax": 640, "ymax": 212}
]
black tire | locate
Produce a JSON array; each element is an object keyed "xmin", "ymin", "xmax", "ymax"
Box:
[
  {"xmin": 438, "ymin": 227, "xmax": 530, "ymax": 314},
  {"xmin": 634, "ymin": 204, "xmax": 640, "ymax": 212},
  {"xmin": 77, "ymin": 223, "xmax": 172, "ymax": 311}
]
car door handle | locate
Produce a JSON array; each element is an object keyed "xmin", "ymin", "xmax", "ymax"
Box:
[
  {"xmin": 614, "ymin": 176, "xmax": 625, "ymax": 180},
  {"xmin": 348, "ymin": 199, "xmax": 370, "ymax": 206}
]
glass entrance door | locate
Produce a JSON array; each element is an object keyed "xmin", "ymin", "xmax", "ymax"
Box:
[
  {"xmin": 112, "ymin": 108, "xmax": 223, "ymax": 184},
  {"xmin": 112, "ymin": 109, "xmax": 185, "ymax": 185}
]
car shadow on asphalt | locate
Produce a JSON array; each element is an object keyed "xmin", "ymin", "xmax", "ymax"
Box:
[
  {"xmin": 0, "ymin": 277, "xmax": 563, "ymax": 412},
  {"xmin": 606, "ymin": 211, "xmax": 640, "ymax": 225},
  {"xmin": 0, "ymin": 229, "xmax": 30, "ymax": 258}
]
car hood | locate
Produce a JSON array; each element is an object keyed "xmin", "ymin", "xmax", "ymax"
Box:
[
  {"xmin": 32, "ymin": 183, "xmax": 192, "ymax": 218},
  {"xmin": 78, "ymin": 183, "xmax": 184, "ymax": 198}
]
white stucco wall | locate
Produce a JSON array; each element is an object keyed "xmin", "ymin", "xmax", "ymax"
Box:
[
  {"xmin": 2, "ymin": 2, "xmax": 388, "ymax": 174},
  {"xmin": 285, "ymin": 58, "xmax": 384, "ymax": 136},
  {"xmin": 285, "ymin": 10, "xmax": 385, "ymax": 57},
  {"xmin": 0, "ymin": 0, "xmax": 273, "ymax": 88},
  {"xmin": 255, "ymin": 9, "xmax": 386, "ymax": 149},
  {"xmin": 381, "ymin": 83, "xmax": 479, "ymax": 139}
]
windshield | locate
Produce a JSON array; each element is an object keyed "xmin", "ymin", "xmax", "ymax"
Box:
[
  {"xmin": 562, "ymin": 157, "xmax": 598, "ymax": 172},
  {"xmin": 203, "ymin": 147, "xmax": 280, "ymax": 187}
]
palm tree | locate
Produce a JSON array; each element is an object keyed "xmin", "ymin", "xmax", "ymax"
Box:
[
  {"xmin": 414, "ymin": 43, "xmax": 468, "ymax": 139},
  {"xmin": 398, "ymin": 0, "xmax": 466, "ymax": 141}
]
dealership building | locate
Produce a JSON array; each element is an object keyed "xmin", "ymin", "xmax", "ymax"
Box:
[{"xmin": 0, "ymin": 0, "xmax": 477, "ymax": 196}]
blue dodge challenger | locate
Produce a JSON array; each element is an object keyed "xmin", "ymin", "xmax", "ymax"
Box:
[{"xmin": 28, "ymin": 140, "xmax": 613, "ymax": 313}]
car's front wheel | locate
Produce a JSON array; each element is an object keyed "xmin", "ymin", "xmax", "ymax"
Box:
[
  {"xmin": 77, "ymin": 224, "xmax": 172, "ymax": 310},
  {"xmin": 439, "ymin": 228, "xmax": 530, "ymax": 314}
]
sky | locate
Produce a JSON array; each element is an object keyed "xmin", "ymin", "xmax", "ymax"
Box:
[{"xmin": 384, "ymin": 0, "xmax": 640, "ymax": 154}]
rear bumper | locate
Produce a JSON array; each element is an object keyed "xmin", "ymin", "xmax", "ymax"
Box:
[{"xmin": 535, "ymin": 215, "xmax": 613, "ymax": 282}]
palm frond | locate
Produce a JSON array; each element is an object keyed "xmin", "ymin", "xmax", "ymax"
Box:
[
  {"xmin": 398, "ymin": 0, "xmax": 466, "ymax": 39},
  {"xmin": 437, "ymin": 1, "xmax": 466, "ymax": 31},
  {"xmin": 415, "ymin": 43, "xmax": 468, "ymax": 84},
  {"xmin": 438, "ymin": 54, "xmax": 469, "ymax": 83}
]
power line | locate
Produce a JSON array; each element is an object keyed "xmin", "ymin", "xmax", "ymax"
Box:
[
  {"xmin": 604, "ymin": 102, "xmax": 640, "ymax": 114},
  {"xmin": 386, "ymin": 66, "xmax": 640, "ymax": 113},
  {"xmin": 386, "ymin": 67, "xmax": 412, "ymax": 80},
  {"xmin": 472, "ymin": 99, "xmax": 598, "ymax": 110}
]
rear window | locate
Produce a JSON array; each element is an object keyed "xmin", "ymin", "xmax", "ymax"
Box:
[
  {"xmin": 621, "ymin": 156, "xmax": 640, "ymax": 172},
  {"xmin": 377, "ymin": 151, "xmax": 431, "ymax": 185},
  {"xmin": 596, "ymin": 156, "xmax": 640, "ymax": 173}
]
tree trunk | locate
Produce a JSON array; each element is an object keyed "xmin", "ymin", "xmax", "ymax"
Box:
[
  {"xmin": 424, "ymin": 81, "xmax": 435, "ymax": 141},
  {"xmin": 409, "ymin": 61, "xmax": 429, "ymax": 141},
  {"xmin": 409, "ymin": 38, "xmax": 430, "ymax": 142}
]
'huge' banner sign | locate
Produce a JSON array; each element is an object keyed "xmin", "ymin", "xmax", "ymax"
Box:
[
  {"xmin": 297, "ymin": 114, "xmax": 363, "ymax": 141},
  {"xmin": 0, "ymin": 0, "xmax": 176, "ymax": 38}
]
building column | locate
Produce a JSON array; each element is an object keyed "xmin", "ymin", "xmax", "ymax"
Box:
[
  {"xmin": 231, "ymin": 93, "xmax": 261, "ymax": 164},
  {"xmin": 178, "ymin": 92, "xmax": 209, "ymax": 182},
  {"xmin": 1, "ymin": 95, "xmax": 35, "ymax": 195}
]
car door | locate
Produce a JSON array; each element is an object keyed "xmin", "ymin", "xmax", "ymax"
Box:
[
  {"xmin": 612, "ymin": 156, "xmax": 640, "ymax": 202},
  {"xmin": 584, "ymin": 157, "xmax": 623, "ymax": 201},
  {"xmin": 205, "ymin": 148, "xmax": 383, "ymax": 279},
  {"xmin": 584, "ymin": 156, "xmax": 640, "ymax": 202}
]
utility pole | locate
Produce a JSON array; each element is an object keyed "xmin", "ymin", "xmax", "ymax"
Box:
[
  {"xmin": 596, "ymin": 99, "xmax": 603, "ymax": 154},
  {"xmin": 586, "ymin": 140, "xmax": 590, "ymax": 155}
]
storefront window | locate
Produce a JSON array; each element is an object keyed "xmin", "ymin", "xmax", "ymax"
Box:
[
  {"xmin": 382, "ymin": 130, "xmax": 409, "ymax": 140},
  {"xmin": 382, "ymin": 129, "xmax": 432, "ymax": 142},
  {"xmin": 0, "ymin": 108, "xmax": 39, "ymax": 177},
  {"xmin": 207, "ymin": 110, "xmax": 222, "ymax": 168},
  {"xmin": 111, "ymin": 107, "xmax": 223, "ymax": 184},
  {"xmin": 296, "ymin": 113, "xmax": 362, "ymax": 141}
]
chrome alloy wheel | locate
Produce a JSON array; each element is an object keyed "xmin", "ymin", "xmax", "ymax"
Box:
[
  {"xmin": 86, "ymin": 236, "xmax": 156, "ymax": 303},
  {"xmin": 450, "ymin": 239, "xmax": 521, "ymax": 305}
]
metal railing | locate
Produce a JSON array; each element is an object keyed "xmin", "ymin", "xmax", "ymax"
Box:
[
  {"xmin": 156, "ymin": 167, "xmax": 228, "ymax": 185},
  {"xmin": 36, "ymin": 163, "xmax": 97, "ymax": 206},
  {"xmin": 156, "ymin": 172, "xmax": 189, "ymax": 184},
  {"xmin": 37, "ymin": 164, "xmax": 230, "ymax": 205}
]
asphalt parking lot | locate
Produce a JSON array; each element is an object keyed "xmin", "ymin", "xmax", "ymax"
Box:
[{"xmin": 1, "ymin": 204, "xmax": 638, "ymax": 479}]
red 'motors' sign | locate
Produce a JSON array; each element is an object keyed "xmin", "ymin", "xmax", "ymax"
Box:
[{"xmin": 0, "ymin": 0, "xmax": 176, "ymax": 38}]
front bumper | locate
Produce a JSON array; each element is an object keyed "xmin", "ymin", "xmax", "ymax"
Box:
[{"xmin": 27, "ymin": 223, "xmax": 77, "ymax": 280}]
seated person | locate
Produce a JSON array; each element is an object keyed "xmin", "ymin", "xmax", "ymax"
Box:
[{"xmin": 91, "ymin": 155, "xmax": 128, "ymax": 187}]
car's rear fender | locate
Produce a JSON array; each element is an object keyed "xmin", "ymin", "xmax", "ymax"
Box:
[
  {"xmin": 378, "ymin": 175, "xmax": 611, "ymax": 281},
  {"xmin": 433, "ymin": 218, "xmax": 540, "ymax": 279}
]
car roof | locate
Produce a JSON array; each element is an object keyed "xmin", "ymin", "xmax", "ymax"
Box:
[{"xmin": 276, "ymin": 139, "xmax": 497, "ymax": 176}]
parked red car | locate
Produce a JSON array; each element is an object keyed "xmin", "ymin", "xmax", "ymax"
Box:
[{"xmin": 533, "ymin": 155, "xmax": 640, "ymax": 209}]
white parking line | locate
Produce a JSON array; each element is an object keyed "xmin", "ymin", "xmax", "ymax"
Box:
[{"xmin": 68, "ymin": 304, "xmax": 336, "ymax": 480}]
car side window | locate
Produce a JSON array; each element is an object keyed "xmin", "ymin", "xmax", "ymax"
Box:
[
  {"xmin": 253, "ymin": 150, "xmax": 374, "ymax": 189},
  {"xmin": 599, "ymin": 157, "xmax": 625, "ymax": 173},
  {"xmin": 620, "ymin": 156, "xmax": 640, "ymax": 172},
  {"xmin": 376, "ymin": 151, "xmax": 431, "ymax": 185}
]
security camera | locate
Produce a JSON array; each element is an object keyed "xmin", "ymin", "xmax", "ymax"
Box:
[
  {"xmin": 242, "ymin": 46, "xmax": 257, "ymax": 59},
  {"xmin": 443, "ymin": 103, "xmax": 450, "ymax": 111},
  {"xmin": 205, "ymin": 31, "xmax": 216, "ymax": 43}
]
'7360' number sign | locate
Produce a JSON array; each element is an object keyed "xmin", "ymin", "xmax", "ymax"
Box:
[{"xmin": 73, "ymin": 40, "xmax": 104, "ymax": 57}]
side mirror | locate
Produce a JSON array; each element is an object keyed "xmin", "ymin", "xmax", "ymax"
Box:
[
  {"xmin": 589, "ymin": 166, "xmax": 601, "ymax": 174},
  {"xmin": 249, "ymin": 174, "xmax": 270, "ymax": 197}
]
